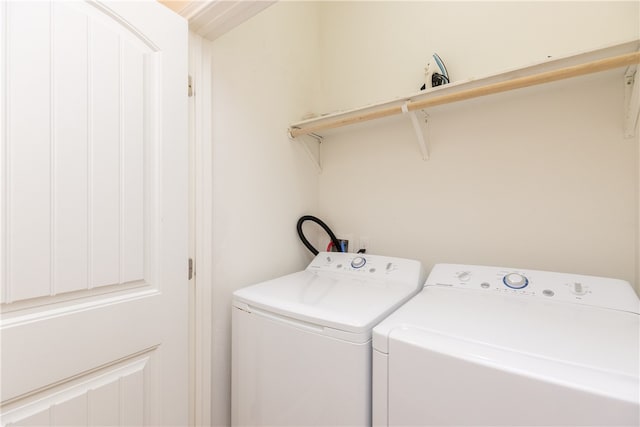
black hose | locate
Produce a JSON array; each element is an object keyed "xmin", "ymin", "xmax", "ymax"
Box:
[{"xmin": 296, "ymin": 215, "xmax": 343, "ymax": 256}]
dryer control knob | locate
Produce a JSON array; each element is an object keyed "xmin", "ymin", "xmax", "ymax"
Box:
[
  {"xmin": 503, "ymin": 273, "xmax": 528, "ymax": 289},
  {"xmin": 457, "ymin": 271, "xmax": 471, "ymax": 282},
  {"xmin": 351, "ymin": 256, "xmax": 366, "ymax": 269},
  {"xmin": 572, "ymin": 282, "xmax": 586, "ymax": 295}
]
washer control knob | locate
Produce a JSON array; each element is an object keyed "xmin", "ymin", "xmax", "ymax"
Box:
[
  {"xmin": 503, "ymin": 273, "xmax": 528, "ymax": 289},
  {"xmin": 457, "ymin": 271, "xmax": 471, "ymax": 282},
  {"xmin": 572, "ymin": 282, "xmax": 586, "ymax": 295},
  {"xmin": 351, "ymin": 256, "xmax": 366, "ymax": 269}
]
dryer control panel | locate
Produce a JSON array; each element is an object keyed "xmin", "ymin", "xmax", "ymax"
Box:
[
  {"xmin": 307, "ymin": 252, "xmax": 426, "ymax": 284},
  {"xmin": 426, "ymin": 264, "xmax": 640, "ymax": 313}
]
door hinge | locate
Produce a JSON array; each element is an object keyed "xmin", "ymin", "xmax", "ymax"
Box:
[
  {"xmin": 188, "ymin": 258, "xmax": 195, "ymax": 280},
  {"xmin": 188, "ymin": 75, "xmax": 194, "ymax": 97}
]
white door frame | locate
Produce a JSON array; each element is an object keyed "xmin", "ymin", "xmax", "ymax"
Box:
[
  {"xmin": 189, "ymin": 31, "xmax": 214, "ymax": 427},
  {"xmin": 185, "ymin": 4, "xmax": 277, "ymax": 423}
]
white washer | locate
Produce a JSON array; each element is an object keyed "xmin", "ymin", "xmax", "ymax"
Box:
[
  {"xmin": 232, "ymin": 251, "xmax": 426, "ymax": 426},
  {"xmin": 373, "ymin": 263, "xmax": 640, "ymax": 426}
]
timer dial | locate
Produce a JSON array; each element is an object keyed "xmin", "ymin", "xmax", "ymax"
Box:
[
  {"xmin": 351, "ymin": 256, "xmax": 366, "ymax": 269},
  {"xmin": 503, "ymin": 273, "xmax": 528, "ymax": 289}
]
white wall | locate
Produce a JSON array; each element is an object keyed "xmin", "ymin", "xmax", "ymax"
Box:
[
  {"xmin": 318, "ymin": 1, "xmax": 640, "ymax": 112},
  {"xmin": 209, "ymin": 2, "xmax": 321, "ymax": 425},
  {"xmin": 316, "ymin": 1, "xmax": 640, "ymax": 289}
]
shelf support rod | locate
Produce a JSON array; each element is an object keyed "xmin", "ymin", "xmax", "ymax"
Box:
[
  {"xmin": 624, "ymin": 65, "xmax": 639, "ymax": 138},
  {"xmin": 403, "ymin": 102, "xmax": 430, "ymax": 160}
]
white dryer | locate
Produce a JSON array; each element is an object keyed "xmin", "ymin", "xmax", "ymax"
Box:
[
  {"xmin": 232, "ymin": 251, "xmax": 426, "ymax": 426},
  {"xmin": 373, "ymin": 264, "xmax": 640, "ymax": 426}
]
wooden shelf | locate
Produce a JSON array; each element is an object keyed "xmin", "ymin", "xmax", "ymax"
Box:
[{"xmin": 288, "ymin": 39, "xmax": 640, "ymax": 168}]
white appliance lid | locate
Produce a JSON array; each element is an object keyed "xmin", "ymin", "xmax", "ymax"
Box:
[
  {"xmin": 374, "ymin": 286, "xmax": 639, "ymax": 403},
  {"xmin": 232, "ymin": 252, "xmax": 425, "ymax": 336}
]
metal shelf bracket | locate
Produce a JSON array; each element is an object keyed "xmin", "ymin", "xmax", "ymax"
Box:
[
  {"xmin": 624, "ymin": 65, "xmax": 639, "ymax": 138},
  {"xmin": 290, "ymin": 130, "xmax": 322, "ymax": 172},
  {"xmin": 402, "ymin": 102, "xmax": 430, "ymax": 160}
]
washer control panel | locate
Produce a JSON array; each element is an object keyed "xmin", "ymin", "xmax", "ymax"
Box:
[
  {"xmin": 426, "ymin": 263, "xmax": 639, "ymax": 313},
  {"xmin": 307, "ymin": 251, "xmax": 425, "ymax": 284}
]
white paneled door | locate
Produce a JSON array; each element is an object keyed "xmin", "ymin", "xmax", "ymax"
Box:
[{"xmin": 0, "ymin": 1, "xmax": 188, "ymax": 425}]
